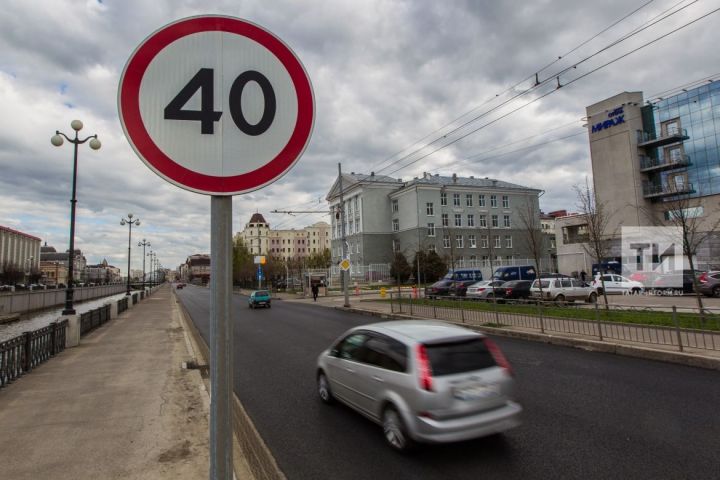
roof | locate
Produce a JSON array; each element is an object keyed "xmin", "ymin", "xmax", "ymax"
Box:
[
  {"xmin": 0, "ymin": 225, "xmax": 41, "ymax": 242},
  {"xmin": 248, "ymin": 213, "xmax": 267, "ymax": 224},
  {"xmin": 326, "ymin": 173, "xmax": 403, "ymax": 200},
  {"xmin": 403, "ymin": 173, "xmax": 540, "ymax": 192},
  {"xmin": 357, "ymin": 320, "xmax": 483, "ymax": 343},
  {"xmin": 41, "ymin": 245, "xmax": 57, "ymax": 253}
]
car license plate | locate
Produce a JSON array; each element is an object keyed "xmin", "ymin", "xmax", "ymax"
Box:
[{"xmin": 453, "ymin": 383, "xmax": 498, "ymax": 401}]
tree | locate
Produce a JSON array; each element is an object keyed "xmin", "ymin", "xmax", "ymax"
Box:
[
  {"xmin": 412, "ymin": 250, "xmax": 446, "ymax": 283},
  {"xmin": 232, "ymin": 238, "xmax": 254, "ymax": 285},
  {"xmin": 390, "ymin": 252, "xmax": 412, "ymax": 285},
  {"xmin": 517, "ymin": 193, "xmax": 545, "ymax": 297},
  {"xmin": 0, "ymin": 261, "xmax": 23, "ymax": 285},
  {"xmin": 644, "ymin": 185, "xmax": 720, "ymax": 319},
  {"xmin": 574, "ymin": 178, "xmax": 614, "ymax": 308}
]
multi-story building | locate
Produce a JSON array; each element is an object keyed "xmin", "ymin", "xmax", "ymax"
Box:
[
  {"xmin": 235, "ymin": 214, "xmax": 331, "ymax": 262},
  {"xmin": 86, "ymin": 259, "xmax": 122, "ymax": 284},
  {"xmin": 0, "ymin": 225, "xmax": 41, "ymax": 276},
  {"xmin": 326, "ymin": 172, "xmax": 544, "ymax": 269},
  {"xmin": 558, "ymin": 80, "xmax": 720, "ymax": 273},
  {"xmin": 182, "ymin": 254, "xmax": 210, "ymax": 284},
  {"xmin": 39, "ymin": 244, "xmax": 87, "ymax": 282},
  {"xmin": 39, "ymin": 260, "xmax": 68, "ymax": 286}
]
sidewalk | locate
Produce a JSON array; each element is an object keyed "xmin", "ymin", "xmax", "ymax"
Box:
[{"xmin": 0, "ymin": 285, "xmax": 210, "ymax": 479}]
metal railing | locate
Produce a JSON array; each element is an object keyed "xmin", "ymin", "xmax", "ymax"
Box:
[
  {"xmin": 389, "ymin": 294, "xmax": 720, "ymax": 352},
  {"xmin": 0, "ymin": 319, "xmax": 68, "ymax": 388},
  {"xmin": 80, "ymin": 304, "xmax": 111, "ymax": 337},
  {"xmin": 118, "ymin": 297, "xmax": 129, "ymax": 314}
]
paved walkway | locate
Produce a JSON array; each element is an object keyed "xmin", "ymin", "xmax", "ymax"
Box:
[{"xmin": 0, "ymin": 285, "xmax": 214, "ymax": 480}]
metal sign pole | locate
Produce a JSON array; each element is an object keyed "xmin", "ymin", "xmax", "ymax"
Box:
[
  {"xmin": 338, "ymin": 163, "xmax": 350, "ymax": 307},
  {"xmin": 210, "ymin": 195, "xmax": 233, "ymax": 479}
]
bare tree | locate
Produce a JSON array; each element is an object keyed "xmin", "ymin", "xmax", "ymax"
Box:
[
  {"xmin": 517, "ymin": 194, "xmax": 545, "ymax": 298},
  {"xmin": 574, "ymin": 179, "xmax": 614, "ymax": 308},
  {"xmin": 643, "ymin": 186, "xmax": 720, "ymax": 318}
]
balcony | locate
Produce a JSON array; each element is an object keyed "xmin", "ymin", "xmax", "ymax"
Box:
[
  {"xmin": 642, "ymin": 182, "xmax": 695, "ymax": 199},
  {"xmin": 637, "ymin": 128, "xmax": 688, "ymax": 148},
  {"xmin": 639, "ymin": 154, "xmax": 691, "ymax": 173}
]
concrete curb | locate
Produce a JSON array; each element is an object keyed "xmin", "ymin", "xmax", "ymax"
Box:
[
  {"xmin": 174, "ymin": 293, "xmax": 286, "ymax": 480},
  {"xmin": 335, "ymin": 306, "xmax": 720, "ymax": 371}
]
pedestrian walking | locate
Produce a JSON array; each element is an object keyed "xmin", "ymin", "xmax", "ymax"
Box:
[
  {"xmin": 580, "ymin": 270, "xmax": 587, "ymax": 282},
  {"xmin": 311, "ymin": 283, "xmax": 319, "ymax": 301}
]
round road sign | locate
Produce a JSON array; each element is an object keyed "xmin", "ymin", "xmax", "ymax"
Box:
[{"xmin": 118, "ymin": 16, "xmax": 314, "ymax": 195}]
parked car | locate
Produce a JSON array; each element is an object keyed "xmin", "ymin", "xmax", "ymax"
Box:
[
  {"xmin": 591, "ymin": 261, "xmax": 622, "ymax": 276},
  {"xmin": 316, "ymin": 321, "xmax": 522, "ymax": 451},
  {"xmin": 628, "ymin": 271, "xmax": 662, "ymax": 288},
  {"xmin": 652, "ymin": 270, "xmax": 697, "ymax": 294},
  {"xmin": 465, "ymin": 280, "xmax": 506, "ymax": 300},
  {"xmin": 444, "ymin": 269, "xmax": 484, "ymax": 297},
  {"xmin": 424, "ymin": 279, "xmax": 454, "ymax": 299},
  {"xmin": 698, "ymin": 271, "xmax": 720, "ymax": 297},
  {"xmin": 530, "ymin": 277, "xmax": 598, "ymax": 304},
  {"xmin": 176, "ymin": 283, "xmax": 185, "ymax": 289},
  {"xmin": 591, "ymin": 274, "xmax": 644, "ymax": 295},
  {"xmin": 492, "ymin": 265, "xmax": 537, "ymax": 282},
  {"xmin": 0, "ymin": 285, "xmax": 12, "ymax": 292},
  {"xmin": 248, "ymin": 290, "xmax": 271, "ymax": 309},
  {"xmin": 497, "ymin": 280, "xmax": 533, "ymax": 302}
]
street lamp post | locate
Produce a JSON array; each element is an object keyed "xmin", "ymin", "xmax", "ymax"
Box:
[
  {"xmin": 148, "ymin": 251, "xmax": 155, "ymax": 287},
  {"xmin": 121, "ymin": 213, "xmax": 140, "ymax": 296},
  {"xmin": 51, "ymin": 120, "xmax": 101, "ymax": 315},
  {"xmin": 138, "ymin": 239, "xmax": 151, "ymax": 290}
]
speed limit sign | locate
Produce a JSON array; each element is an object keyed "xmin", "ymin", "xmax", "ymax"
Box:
[{"xmin": 118, "ymin": 16, "xmax": 315, "ymax": 195}]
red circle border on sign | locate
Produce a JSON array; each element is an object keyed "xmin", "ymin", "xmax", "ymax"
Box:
[{"xmin": 119, "ymin": 16, "xmax": 314, "ymax": 195}]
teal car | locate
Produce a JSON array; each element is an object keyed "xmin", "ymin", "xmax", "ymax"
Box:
[{"xmin": 249, "ymin": 290, "xmax": 271, "ymax": 309}]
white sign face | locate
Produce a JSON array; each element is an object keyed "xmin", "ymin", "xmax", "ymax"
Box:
[{"xmin": 118, "ymin": 16, "xmax": 315, "ymax": 195}]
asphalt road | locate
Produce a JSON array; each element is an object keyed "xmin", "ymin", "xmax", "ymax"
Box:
[{"xmin": 176, "ymin": 285, "xmax": 720, "ymax": 480}]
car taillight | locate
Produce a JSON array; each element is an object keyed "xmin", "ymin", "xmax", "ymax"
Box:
[
  {"xmin": 416, "ymin": 344, "xmax": 433, "ymax": 391},
  {"xmin": 478, "ymin": 288, "xmax": 485, "ymax": 292},
  {"xmin": 699, "ymin": 273, "xmax": 708, "ymax": 283},
  {"xmin": 484, "ymin": 338, "xmax": 513, "ymax": 376},
  {"xmin": 506, "ymin": 288, "xmax": 513, "ymax": 295}
]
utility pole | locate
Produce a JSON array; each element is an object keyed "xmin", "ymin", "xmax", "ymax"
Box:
[{"xmin": 338, "ymin": 163, "xmax": 350, "ymax": 307}]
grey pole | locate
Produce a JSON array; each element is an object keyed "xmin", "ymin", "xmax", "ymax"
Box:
[
  {"xmin": 338, "ymin": 163, "xmax": 350, "ymax": 307},
  {"xmin": 210, "ymin": 195, "xmax": 233, "ymax": 480}
]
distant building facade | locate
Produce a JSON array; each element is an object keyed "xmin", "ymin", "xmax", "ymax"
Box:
[
  {"xmin": 40, "ymin": 245, "xmax": 87, "ymax": 283},
  {"xmin": 0, "ymin": 225, "xmax": 41, "ymax": 276},
  {"xmin": 86, "ymin": 259, "xmax": 121, "ymax": 284},
  {"xmin": 181, "ymin": 254, "xmax": 211, "ymax": 284},
  {"xmin": 326, "ymin": 172, "xmax": 545, "ymax": 269},
  {"xmin": 235, "ymin": 214, "xmax": 331, "ymax": 262}
]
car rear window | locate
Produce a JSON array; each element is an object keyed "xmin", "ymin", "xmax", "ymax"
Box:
[
  {"xmin": 255, "ymin": 290, "xmax": 269, "ymax": 296},
  {"xmin": 533, "ymin": 280, "xmax": 550, "ymax": 288},
  {"xmin": 424, "ymin": 338, "xmax": 496, "ymax": 376}
]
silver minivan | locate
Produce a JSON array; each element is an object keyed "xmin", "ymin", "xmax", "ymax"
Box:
[{"xmin": 316, "ymin": 321, "xmax": 522, "ymax": 451}]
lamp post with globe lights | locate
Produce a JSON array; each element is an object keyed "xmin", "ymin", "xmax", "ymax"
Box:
[
  {"xmin": 138, "ymin": 238, "xmax": 151, "ymax": 290},
  {"xmin": 121, "ymin": 214, "xmax": 140, "ymax": 296},
  {"xmin": 147, "ymin": 250, "xmax": 154, "ymax": 287},
  {"xmin": 51, "ymin": 120, "xmax": 101, "ymax": 315}
]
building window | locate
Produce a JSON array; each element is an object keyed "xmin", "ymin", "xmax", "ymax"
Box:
[
  {"xmin": 429, "ymin": 244, "xmax": 436, "ymax": 253},
  {"xmin": 440, "ymin": 192, "xmax": 447, "ymax": 206},
  {"xmin": 466, "ymin": 194, "xmax": 473, "ymax": 207},
  {"xmin": 456, "ymin": 235, "xmax": 463, "ymax": 248},
  {"xmin": 441, "ymin": 213, "xmax": 449, "ymax": 227},
  {"xmin": 468, "ymin": 234, "xmax": 476, "ymax": 248},
  {"xmin": 494, "ymin": 235, "xmax": 501, "ymax": 248},
  {"xmin": 502, "ymin": 195, "xmax": 509, "ymax": 208},
  {"xmin": 392, "ymin": 199, "xmax": 398, "ymax": 212},
  {"xmin": 482, "ymin": 255, "xmax": 490, "ymax": 267},
  {"xmin": 503, "ymin": 215, "xmax": 511, "ymax": 228},
  {"xmin": 467, "ymin": 214, "xmax": 475, "ymax": 227},
  {"xmin": 492, "ymin": 215, "xmax": 499, "ymax": 227},
  {"xmin": 479, "ymin": 194, "xmax": 485, "ymax": 207},
  {"xmin": 662, "ymin": 118, "xmax": 680, "ymax": 136},
  {"xmin": 490, "ymin": 195, "xmax": 497, "ymax": 208},
  {"xmin": 426, "ymin": 202, "xmax": 434, "ymax": 216},
  {"xmin": 505, "ymin": 235, "xmax": 512, "ymax": 248},
  {"xmin": 392, "ymin": 219, "xmax": 399, "ymax": 232},
  {"xmin": 453, "ymin": 193, "xmax": 460, "ymax": 206},
  {"xmin": 443, "ymin": 235, "xmax": 450, "ymax": 248},
  {"xmin": 479, "ymin": 215, "xmax": 487, "ymax": 227},
  {"xmin": 480, "ymin": 235, "xmax": 488, "ymax": 248},
  {"xmin": 454, "ymin": 214, "xmax": 462, "ymax": 227},
  {"xmin": 393, "ymin": 239, "xmax": 400, "ymax": 252},
  {"xmin": 427, "ymin": 223, "xmax": 435, "ymax": 237},
  {"xmin": 550, "ymin": 237, "xmax": 556, "ymax": 249},
  {"xmin": 469, "ymin": 255, "xmax": 477, "ymax": 266}
]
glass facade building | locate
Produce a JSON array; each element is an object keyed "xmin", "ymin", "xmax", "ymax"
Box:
[{"xmin": 641, "ymin": 80, "xmax": 720, "ymax": 200}]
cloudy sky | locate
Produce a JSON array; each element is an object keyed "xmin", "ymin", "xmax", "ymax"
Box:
[{"xmin": 1, "ymin": 0, "xmax": 718, "ymax": 274}]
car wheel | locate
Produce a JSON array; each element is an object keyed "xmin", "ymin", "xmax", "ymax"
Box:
[
  {"xmin": 267, "ymin": 303, "xmax": 271, "ymax": 308},
  {"xmin": 596, "ymin": 288, "xmax": 604, "ymax": 295},
  {"xmin": 713, "ymin": 286, "xmax": 720, "ymax": 298},
  {"xmin": 382, "ymin": 406, "xmax": 414, "ymax": 452},
  {"xmin": 554, "ymin": 294, "xmax": 566, "ymax": 306},
  {"xmin": 587, "ymin": 292, "xmax": 597, "ymax": 303},
  {"xmin": 317, "ymin": 371, "xmax": 334, "ymax": 404},
  {"xmin": 249, "ymin": 304, "xmax": 254, "ymax": 309}
]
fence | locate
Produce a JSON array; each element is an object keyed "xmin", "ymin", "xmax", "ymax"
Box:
[
  {"xmin": 80, "ymin": 304, "xmax": 112, "ymax": 337},
  {"xmin": 118, "ymin": 297, "xmax": 129, "ymax": 314},
  {"xmin": 389, "ymin": 294, "xmax": 720, "ymax": 353},
  {"xmin": 0, "ymin": 319, "xmax": 68, "ymax": 388},
  {"xmin": 0, "ymin": 284, "xmax": 127, "ymax": 316}
]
